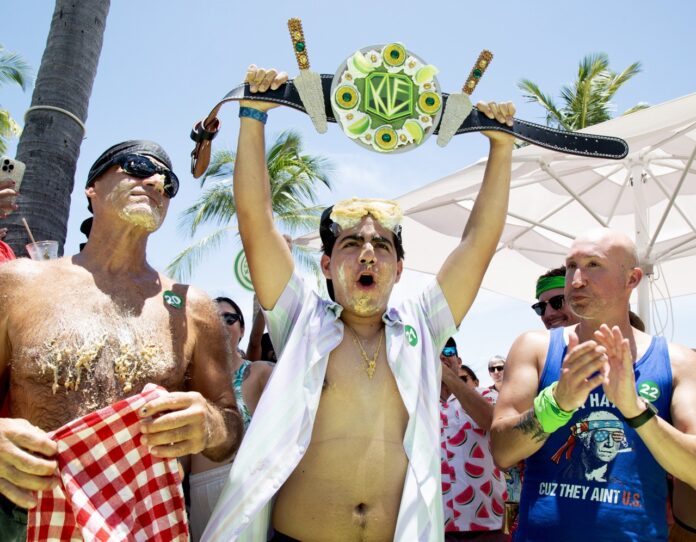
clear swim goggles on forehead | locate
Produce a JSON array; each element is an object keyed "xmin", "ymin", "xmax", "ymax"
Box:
[{"xmin": 329, "ymin": 198, "xmax": 403, "ymax": 236}]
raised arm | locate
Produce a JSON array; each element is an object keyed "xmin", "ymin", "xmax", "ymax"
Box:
[
  {"xmin": 234, "ymin": 66, "xmax": 295, "ymax": 310},
  {"xmin": 436, "ymin": 103, "xmax": 515, "ymax": 325},
  {"xmin": 441, "ymin": 360, "xmax": 493, "ymax": 430}
]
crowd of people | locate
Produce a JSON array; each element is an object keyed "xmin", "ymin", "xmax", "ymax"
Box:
[{"xmin": 0, "ymin": 63, "xmax": 695, "ymax": 542}]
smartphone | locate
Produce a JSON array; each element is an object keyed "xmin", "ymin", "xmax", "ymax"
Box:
[{"xmin": 1, "ymin": 156, "xmax": 26, "ymax": 191}]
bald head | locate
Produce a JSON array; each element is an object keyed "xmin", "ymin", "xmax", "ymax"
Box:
[
  {"xmin": 571, "ymin": 228, "xmax": 639, "ymax": 269},
  {"xmin": 566, "ymin": 228, "xmax": 643, "ymax": 322}
]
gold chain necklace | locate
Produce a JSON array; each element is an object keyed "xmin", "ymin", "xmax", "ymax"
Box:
[{"xmin": 346, "ymin": 325, "xmax": 384, "ymax": 379}]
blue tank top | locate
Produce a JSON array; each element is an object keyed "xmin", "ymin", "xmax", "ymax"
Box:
[{"xmin": 516, "ymin": 327, "xmax": 672, "ymax": 542}]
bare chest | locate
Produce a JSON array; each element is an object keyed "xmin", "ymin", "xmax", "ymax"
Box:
[
  {"xmin": 7, "ymin": 280, "xmax": 189, "ymax": 429},
  {"xmin": 312, "ymin": 335, "xmax": 408, "ymax": 441}
]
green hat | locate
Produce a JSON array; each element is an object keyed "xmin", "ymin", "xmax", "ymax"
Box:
[{"xmin": 535, "ymin": 275, "xmax": 565, "ymax": 299}]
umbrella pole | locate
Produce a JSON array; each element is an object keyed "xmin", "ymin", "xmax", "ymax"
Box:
[{"xmin": 631, "ymin": 162, "xmax": 652, "ymax": 332}]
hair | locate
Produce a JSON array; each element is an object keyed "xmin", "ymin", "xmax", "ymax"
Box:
[
  {"xmin": 488, "ymin": 354, "xmax": 506, "ymax": 368},
  {"xmin": 261, "ymin": 332, "xmax": 276, "ymax": 362},
  {"xmin": 539, "ymin": 265, "xmax": 566, "ymax": 280},
  {"xmin": 319, "ymin": 206, "xmax": 405, "ymax": 261},
  {"xmin": 319, "ymin": 205, "xmax": 405, "ymax": 301},
  {"xmin": 459, "ymin": 364, "xmax": 479, "ymax": 383},
  {"xmin": 214, "ymin": 296, "xmax": 245, "ymax": 329},
  {"xmin": 629, "ymin": 310, "xmax": 646, "ymax": 332},
  {"xmin": 445, "ymin": 337, "xmax": 457, "ymax": 348}
]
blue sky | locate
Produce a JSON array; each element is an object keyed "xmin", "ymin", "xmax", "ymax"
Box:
[{"xmin": 3, "ymin": 1, "xmax": 695, "ymax": 384}]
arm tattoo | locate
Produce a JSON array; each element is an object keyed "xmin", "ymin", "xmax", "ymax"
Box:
[{"xmin": 514, "ymin": 408, "xmax": 550, "ymax": 444}]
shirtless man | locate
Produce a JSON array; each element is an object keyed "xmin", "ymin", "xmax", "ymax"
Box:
[
  {"xmin": 0, "ymin": 140, "xmax": 243, "ymax": 536},
  {"xmin": 491, "ymin": 228, "xmax": 696, "ymax": 541},
  {"xmin": 202, "ymin": 67, "xmax": 515, "ymax": 542}
]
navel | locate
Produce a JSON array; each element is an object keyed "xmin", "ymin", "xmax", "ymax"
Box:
[{"xmin": 352, "ymin": 502, "xmax": 368, "ymax": 528}]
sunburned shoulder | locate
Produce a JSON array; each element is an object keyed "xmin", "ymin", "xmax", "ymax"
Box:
[
  {"xmin": 180, "ymin": 283, "xmax": 215, "ymax": 311},
  {"xmin": 163, "ymin": 280, "xmax": 218, "ymax": 324},
  {"xmin": 0, "ymin": 256, "xmax": 76, "ymax": 292},
  {"xmin": 512, "ymin": 328, "xmax": 553, "ymax": 349},
  {"xmin": 506, "ymin": 328, "xmax": 555, "ymax": 372}
]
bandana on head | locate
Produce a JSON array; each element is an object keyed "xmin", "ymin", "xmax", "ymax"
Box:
[
  {"xmin": 86, "ymin": 140, "xmax": 174, "ymax": 190},
  {"xmin": 535, "ymin": 275, "xmax": 565, "ymax": 299},
  {"xmin": 81, "ymin": 140, "xmax": 174, "ymax": 249}
]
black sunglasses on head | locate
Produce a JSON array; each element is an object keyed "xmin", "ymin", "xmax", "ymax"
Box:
[
  {"xmin": 221, "ymin": 312, "xmax": 242, "ymax": 326},
  {"xmin": 114, "ymin": 154, "xmax": 179, "ymax": 198},
  {"xmin": 531, "ymin": 294, "xmax": 565, "ymax": 316}
]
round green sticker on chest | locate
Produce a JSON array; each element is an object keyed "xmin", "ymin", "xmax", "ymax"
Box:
[
  {"xmin": 637, "ymin": 380, "xmax": 660, "ymax": 402},
  {"xmin": 163, "ymin": 290, "xmax": 183, "ymax": 309},
  {"xmin": 404, "ymin": 325, "xmax": 418, "ymax": 346}
]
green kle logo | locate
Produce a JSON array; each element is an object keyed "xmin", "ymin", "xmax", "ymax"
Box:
[{"xmin": 365, "ymin": 72, "xmax": 414, "ymax": 122}]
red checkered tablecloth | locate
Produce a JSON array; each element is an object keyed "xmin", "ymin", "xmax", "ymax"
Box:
[{"xmin": 28, "ymin": 383, "xmax": 189, "ymax": 541}]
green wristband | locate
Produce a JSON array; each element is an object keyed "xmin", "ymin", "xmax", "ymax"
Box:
[{"xmin": 533, "ymin": 383, "xmax": 576, "ymax": 433}]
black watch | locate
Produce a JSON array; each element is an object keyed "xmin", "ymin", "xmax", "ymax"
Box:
[{"xmin": 623, "ymin": 399, "xmax": 658, "ymax": 429}]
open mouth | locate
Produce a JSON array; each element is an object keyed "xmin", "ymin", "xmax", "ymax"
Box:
[{"xmin": 358, "ymin": 274, "xmax": 374, "ymax": 287}]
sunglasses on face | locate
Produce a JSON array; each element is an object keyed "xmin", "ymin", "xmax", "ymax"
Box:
[
  {"xmin": 531, "ymin": 294, "xmax": 565, "ymax": 316},
  {"xmin": 489, "ymin": 365, "xmax": 504, "ymax": 373},
  {"xmin": 221, "ymin": 312, "xmax": 242, "ymax": 326},
  {"xmin": 114, "ymin": 154, "xmax": 179, "ymax": 198},
  {"xmin": 441, "ymin": 346, "xmax": 458, "ymax": 357}
]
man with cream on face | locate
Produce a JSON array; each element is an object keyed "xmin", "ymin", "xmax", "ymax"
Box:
[{"xmin": 202, "ymin": 66, "xmax": 516, "ymax": 542}]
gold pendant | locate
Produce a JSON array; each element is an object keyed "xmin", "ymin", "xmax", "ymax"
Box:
[{"xmin": 366, "ymin": 360, "xmax": 376, "ymax": 379}]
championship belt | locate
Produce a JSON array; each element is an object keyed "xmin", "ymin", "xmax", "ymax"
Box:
[{"xmin": 190, "ymin": 19, "xmax": 629, "ymax": 177}]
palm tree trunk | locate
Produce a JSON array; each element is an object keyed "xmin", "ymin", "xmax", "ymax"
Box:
[{"xmin": 5, "ymin": 0, "xmax": 110, "ymax": 257}]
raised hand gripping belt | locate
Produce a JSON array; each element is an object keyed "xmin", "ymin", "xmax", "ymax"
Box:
[{"xmin": 190, "ymin": 76, "xmax": 629, "ymax": 178}]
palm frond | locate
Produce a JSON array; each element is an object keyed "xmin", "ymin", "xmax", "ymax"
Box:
[
  {"xmin": 166, "ymin": 225, "xmax": 238, "ymax": 281},
  {"xmin": 0, "ymin": 109, "xmax": 22, "ymax": 154},
  {"xmin": 603, "ymin": 61, "xmax": 642, "ymax": 99},
  {"xmin": 178, "ymin": 179, "xmax": 237, "ymax": 236},
  {"xmin": 175, "ymin": 129, "xmax": 334, "ymax": 281},
  {"xmin": 576, "ymin": 53, "xmax": 609, "ymax": 82},
  {"xmin": 291, "ymin": 243, "xmax": 322, "ymax": 276},
  {"xmin": 200, "ymin": 149, "xmax": 236, "ymax": 187},
  {"xmin": 517, "ymin": 79, "xmax": 569, "ymax": 130},
  {"xmin": 0, "ymin": 46, "xmax": 32, "ymax": 90},
  {"xmin": 622, "ymin": 103, "xmax": 650, "ymax": 116},
  {"xmin": 521, "ymin": 53, "xmax": 645, "ymax": 131}
]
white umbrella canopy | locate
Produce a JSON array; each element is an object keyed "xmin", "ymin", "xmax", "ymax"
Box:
[
  {"xmin": 295, "ymin": 93, "xmax": 696, "ymax": 332},
  {"xmin": 397, "ymin": 92, "xmax": 696, "ymax": 331}
]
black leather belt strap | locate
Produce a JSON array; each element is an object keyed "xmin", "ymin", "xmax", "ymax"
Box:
[{"xmin": 190, "ymin": 75, "xmax": 629, "ymax": 177}]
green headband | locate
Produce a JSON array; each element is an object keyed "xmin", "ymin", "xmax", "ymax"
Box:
[{"xmin": 536, "ymin": 275, "xmax": 566, "ymax": 299}]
